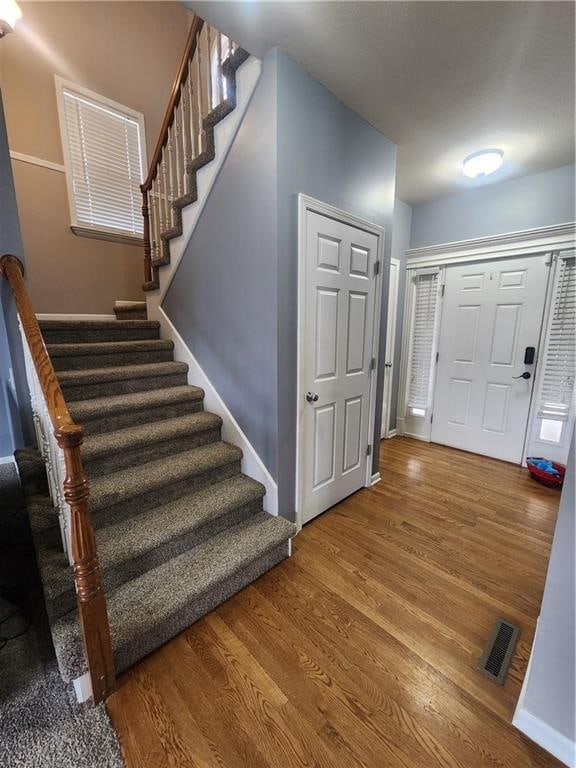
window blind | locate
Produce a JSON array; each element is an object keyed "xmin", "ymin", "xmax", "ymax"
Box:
[
  {"xmin": 62, "ymin": 88, "xmax": 144, "ymax": 236},
  {"xmin": 538, "ymin": 254, "xmax": 576, "ymax": 422},
  {"xmin": 407, "ymin": 271, "xmax": 439, "ymax": 412}
]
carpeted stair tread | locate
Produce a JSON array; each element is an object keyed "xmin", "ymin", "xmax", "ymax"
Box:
[
  {"xmin": 57, "ymin": 360, "xmax": 188, "ymax": 386},
  {"xmin": 96, "ymin": 474, "xmax": 266, "ymax": 572},
  {"xmin": 51, "ymin": 513, "xmax": 295, "ymax": 680},
  {"xmin": 81, "ymin": 411, "xmax": 222, "ymax": 462},
  {"xmin": 47, "ymin": 339, "xmax": 173, "ymax": 358},
  {"xmin": 39, "ymin": 319, "xmax": 159, "ymax": 331},
  {"xmin": 68, "ymin": 385, "xmax": 204, "ymax": 422},
  {"xmin": 88, "ymin": 441, "xmax": 242, "ymax": 513}
]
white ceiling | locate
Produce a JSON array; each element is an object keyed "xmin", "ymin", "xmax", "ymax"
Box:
[{"xmin": 185, "ymin": 1, "xmax": 575, "ymax": 206}]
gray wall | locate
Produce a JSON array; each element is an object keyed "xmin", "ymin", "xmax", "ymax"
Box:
[
  {"xmin": 388, "ymin": 199, "xmax": 412, "ymax": 431},
  {"xmin": 410, "ymin": 164, "xmax": 575, "ymax": 249},
  {"xmin": 520, "ymin": 431, "xmax": 575, "ymax": 746},
  {"xmin": 164, "ymin": 49, "xmax": 397, "ymax": 521},
  {"xmin": 163, "ymin": 55, "xmax": 279, "ymax": 477},
  {"xmin": 276, "ymin": 48, "xmax": 396, "ymax": 518},
  {"xmin": 0, "ymin": 90, "xmax": 32, "ymax": 458}
]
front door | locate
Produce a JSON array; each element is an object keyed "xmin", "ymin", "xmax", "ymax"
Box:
[
  {"xmin": 300, "ymin": 207, "xmax": 381, "ymax": 524},
  {"xmin": 431, "ymin": 256, "xmax": 549, "ymax": 463}
]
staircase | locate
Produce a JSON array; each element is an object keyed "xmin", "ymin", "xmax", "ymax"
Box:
[{"xmin": 19, "ymin": 315, "xmax": 294, "ymax": 692}]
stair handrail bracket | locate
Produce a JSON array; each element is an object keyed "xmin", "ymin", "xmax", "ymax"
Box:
[{"xmin": 0, "ymin": 253, "xmax": 115, "ymax": 703}]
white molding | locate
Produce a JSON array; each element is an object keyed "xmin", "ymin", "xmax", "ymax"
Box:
[
  {"xmin": 155, "ymin": 306, "xmax": 278, "ymax": 516},
  {"xmin": 385, "ymin": 429, "xmax": 397, "ymax": 439},
  {"xmin": 407, "ymin": 222, "xmax": 576, "ymax": 268},
  {"xmin": 36, "ymin": 313, "xmax": 116, "ymax": 321},
  {"xmin": 9, "ymin": 151, "xmax": 65, "ymax": 174},
  {"xmin": 296, "ymin": 193, "xmax": 385, "ymax": 529},
  {"xmin": 382, "ymin": 256, "xmax": 400, "ymax": 438},
  {"xmin": 514, "ymin": 709, "xmax": 575, "ymax": 767},
  {"xmin": 370, "ymin": 472, "xmax": 381, "ymax": 486},
  {"xmin": 145, "ymin": 56, "xmax": 262, "ymax": 308},
  {"xmin": 73, "ymin": 672, "xmax": 92, "ymax": 704},
  {"xmin": 0, "ymin": 456, "xmax": 16, "ymax": 466}
]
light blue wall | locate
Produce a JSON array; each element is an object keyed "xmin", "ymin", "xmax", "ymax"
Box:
[
  {"xmin": 388, "ymin": 199, "xmax": 412, "ymax": 431},
  {"xmin": 411, "ymin": 165, "xmax": 576, "ymax": 249},
  {"xmin": 521, "ymin": 431, "xmax": 575, "ymax": 746},
  {"xmin": 0, "ymin": 90, "xmax": 32, "ymax": 457},
  {"xmin": 163, "ymin": 55, "xmax": 279, "ymax": 476},
  {"xmin": 164, "ymin": 49, "xmax": 397, "ymax": 521}
]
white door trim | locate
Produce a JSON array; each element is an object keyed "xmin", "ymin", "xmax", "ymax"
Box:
[
  {"xmin": 406, "ymin": 222, "xmax": 575, "ymax": 269},
  {"xmin": 296, "ymin": 194, "xmax": 385, "ymax": 531},
  {"xmin": 381, "ymin": 257, "xmax": 400, "ymax": 438}
]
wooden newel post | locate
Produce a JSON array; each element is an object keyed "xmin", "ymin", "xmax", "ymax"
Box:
[
  {"xmin": 56, "ymin": 423, "xmax": 115, "ymax": 703},
  {"xmin": 142, "ymin": 187, "xmax": 152, "ymax": 284}
]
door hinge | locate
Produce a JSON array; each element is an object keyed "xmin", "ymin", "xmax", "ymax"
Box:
[
  {"xmin": 435, "ymin": 352, "xmax": 439, "ymax": 363},
  {"xmin": 430, "ymin": 413, "xmax": 434, "ymax": 424},
  {"xmin": 366, "ymin": 444, "xmax": 372, "ymax": 456},
  {"xmin": 374, "ymin": 261, "xmax": 380, "ymax": 276},
  {"xmin": 370, "ymin": 357, "xmax": 376, "ymax": 370},
  {"xmin": 441, "ymin": 284, "xmax": 445, "ymax": 297}
]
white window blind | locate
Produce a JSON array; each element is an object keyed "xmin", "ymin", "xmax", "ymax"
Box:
[
  {"xmin": 407, "ymin": 271, "xmax": 439, "ymax": 413},
  {"xmin": 538, "ymin": 254, "xmax": 576, "ymax": 425},
  {"xmin": 59, "ymin": 84, "xmax": 145, "ymax": 237}
]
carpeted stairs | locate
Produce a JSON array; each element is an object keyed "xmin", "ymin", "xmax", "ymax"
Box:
[{"xmin": 19, "ymin": 316, "xmax": 294, "ymax": 691}]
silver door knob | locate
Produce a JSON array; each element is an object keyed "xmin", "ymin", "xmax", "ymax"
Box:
[{"xmin": 306, "ymin": 392, "xmax": 319, "ymax": 402}]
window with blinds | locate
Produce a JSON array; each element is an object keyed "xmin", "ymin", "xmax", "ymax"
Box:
[
  {"xmin": 536, "ymin": 253, "xmax": 576, "ymax": 442},
  {"xmin": 407, "ymin": 271, "xmax": 440, "ymax": 416},
  {"xmin": 56, "ymin": 79, "xmax": 146, "ymax": 238}
]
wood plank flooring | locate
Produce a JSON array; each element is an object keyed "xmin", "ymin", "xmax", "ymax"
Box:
[{"xmin": 107, "ymin": 437, "xmax": 562, "ymax": 767}]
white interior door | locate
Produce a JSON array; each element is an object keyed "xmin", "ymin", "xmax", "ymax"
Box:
[
  {"xmin": 299, "ymin": 207, "xmax": 381, "ymax": 524},
  {"xmin": 432, "ymin": 256, "xmax": 550, "ymax": 463},
  {"xmin": 381, "ymin": 258, "xmax": 400, "ymax": 438}
]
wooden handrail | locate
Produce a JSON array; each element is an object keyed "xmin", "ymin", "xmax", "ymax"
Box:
[
  {"xmin": 141, "ymin": 15, "xmax": 204, "ymax": 193},
  {"xmin": 0, "ymin": 254, "xmax": 115, "ymax": 704}
]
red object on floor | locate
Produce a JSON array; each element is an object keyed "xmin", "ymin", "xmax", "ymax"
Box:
[{"xmin": 526, "ymin": 458, "xmax": 566, "ymax": 488}]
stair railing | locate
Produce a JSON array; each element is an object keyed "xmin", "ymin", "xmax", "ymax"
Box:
[
  {"xmin": 141, "ymin": 15, "xmax": 239, "ymax": 285},
  {"xmin": 0, "ymin": 254, "xmax": 115, "ymax": 704}
]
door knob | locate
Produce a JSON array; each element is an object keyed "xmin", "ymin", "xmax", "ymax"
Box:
[
  {"xmin": 306, "ymin": 392, "xmax": 319, "ymax": 402},
  {"xmin": 513, "ymin": 372, "xmax": 531, "ymax": 380}
]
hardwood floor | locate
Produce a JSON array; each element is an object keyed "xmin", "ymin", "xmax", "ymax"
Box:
[{"xmin": 107, "ymin": 437, "xmax": 562, "ymax": 767}]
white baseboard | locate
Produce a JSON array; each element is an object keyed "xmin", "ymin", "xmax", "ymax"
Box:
[
  {"xmin": 514, "ymin": 708, "xmax": 575, "ymax": 767},
  {"xmin": 72, "ymin": 672, "xmax": 92, "ymax": 704},
  {"xmin": 369, "ymin": 472, "xmax": 381, "ymax": 486},
  {"xmin": 0, "ymin": 455, "xmax": 15, "ymax": 466},
  {"xmin": 36, "ymin": 313, "xmax": 116, "ymax": 321},
  {"xmin": 386, "ymin": 429, "xmax": 397, "ymax": 439},
  {"xmin": 156, "ymin": 306, "xmax": 278, "ymax": 516}
]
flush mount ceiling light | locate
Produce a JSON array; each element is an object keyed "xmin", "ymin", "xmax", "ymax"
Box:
[
  {"xmin": 0, "ymin": 0, "xmax": 22, "ymax": 38},
  {"xmin": 462, "ymin": 149, "xmax": 504, "ymax": 178}
]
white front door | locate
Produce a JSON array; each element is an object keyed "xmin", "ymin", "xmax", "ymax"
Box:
[
  {"xmin": 381, "ymin": 257, "xmax": 400, "ymax": 438},
  {"xmin": 431, "ymin": 256, "xmax": 550, "ymax": 463},
  {"xmin": 300, "ymin": 207, "xmax": 381, "ymax": 524}
]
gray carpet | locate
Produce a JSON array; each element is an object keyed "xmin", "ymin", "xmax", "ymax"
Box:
[
  {"xmin": 0, "ymin": 460, "xmax": 123, "ymax": 768},
  {"xmin": 0, "ymin": 616, "xmax": 123, "ymax": 768}
]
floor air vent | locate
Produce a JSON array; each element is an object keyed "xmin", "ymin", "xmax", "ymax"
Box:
[{"xmin": 478, "ymin": 618, "xmax": 520, "ymax": 685}]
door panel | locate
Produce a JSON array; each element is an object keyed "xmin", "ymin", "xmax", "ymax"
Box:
[
  {"xmin": 301, "ymin": 210, "xmax": 379, "ymax": 523},
  {"xmin": 432, "ymin": 256, "xmax": 549, "ymax": 463}
]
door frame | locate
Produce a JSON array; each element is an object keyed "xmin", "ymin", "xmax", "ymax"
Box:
[
  {"xmin": 397, "ymin": 222, "xmax": 576, "ymax": 462},
  {"xmin": 381, "ymin": 257, "xmax": 400, "ymax": 438},
  {"xmin": 296, "ymin": 194, "xmax": 385, "ymax": 530}
]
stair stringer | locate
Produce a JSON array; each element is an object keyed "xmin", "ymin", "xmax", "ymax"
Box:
[
  {"xmin": 155, "ymin": 305, "xmax": 278, "ymax": 516},
  {"xmin": 146, "ymin": 55, "xmax": 262, "ymax": 308}
]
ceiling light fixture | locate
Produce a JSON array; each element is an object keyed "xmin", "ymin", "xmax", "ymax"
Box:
[
  {"xmin": 0, "ymin": 0, "xmax": 22, "ymax": 38},
  {"xmin": 462, "ymin": 149, "xmax": 504, "ymax": 179}
]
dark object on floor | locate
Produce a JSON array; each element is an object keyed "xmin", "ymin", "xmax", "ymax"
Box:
[
  {"xmin": 527, "ymin": 457, "xmax": 566, "ymax": 488},
  {"xmin": 478, "ymin": 618, "xmax": 520, "ymax": 685}
]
